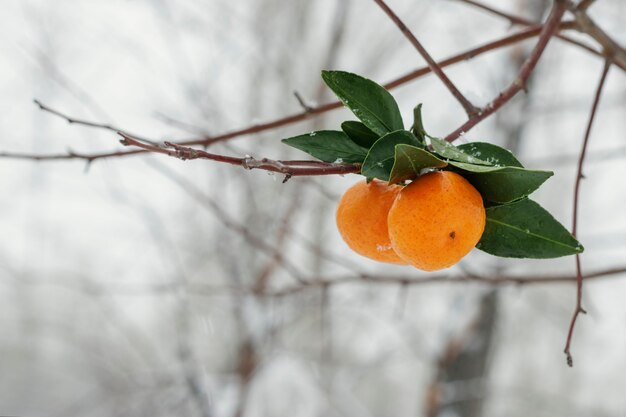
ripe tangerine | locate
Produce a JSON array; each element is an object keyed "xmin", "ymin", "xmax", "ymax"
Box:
[
  {"xmin": 336, "ymin": 179, "xmax": 406, "ymax": 264},
  {"xmin": 387, "ymin": 171, "xmax": 485, "ymax": 271}
]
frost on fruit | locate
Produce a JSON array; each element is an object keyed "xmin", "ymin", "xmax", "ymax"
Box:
[{"xmin": 376, "ymin": 243, "xmax": 393, "ymax": 252}]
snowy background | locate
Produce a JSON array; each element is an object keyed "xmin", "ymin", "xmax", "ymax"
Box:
[{"xmin": 0, "ymin": 0, "xmax": 625, "ymax": 416}]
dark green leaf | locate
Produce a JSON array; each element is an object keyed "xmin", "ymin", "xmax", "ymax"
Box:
[
  {"xmin": 411, "ymin": 103, "xmax": 427, "ymax": 145},
  {"xmin": 281, "ymin": 130, "xmax": 368, "ymax": 163},
  {"xmin": 341, "ymin": 121, "xmax": 379, "ymax": 149},
  {"xmin": 451, "ymin": 164, "xmax": 553, "ymax": 203},
  {"xmin": 457, "ymin": 142, "xmax": 523, "ymax": 167},
  {"xmin": 321, "ymin": 70, "xmax": 404, "ymax": 136},
  {"xmin": 477, "ymin": 199, "xmax": 583, "ymax": 258},
  {"xmin": 361, "ymin": 130, "xmax": 420, "ymax": 181},
  {"xmin": 389, "ymin": 145, "xmax": 447, "ymax": 184},
  {"xmin": 430, "ymin": 137, "xmax": 492, "ymax": 165}
]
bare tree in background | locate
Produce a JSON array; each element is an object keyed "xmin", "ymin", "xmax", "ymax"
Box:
[{"xmin": 0, "ymin": 1, "xmax": 625, "ymax": 417}]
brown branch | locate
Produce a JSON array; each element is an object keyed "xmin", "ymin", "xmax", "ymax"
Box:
[
  {"xmin": 18, "ymin": 265, "xmax": 626, "ymax": 299},
  {"xmin": 455, "ymin": 0, "xmax": 536, "ymax": 26},
  {"xmin": 2, "ymin": 22, "xmax": 577, "ymax": 164},
  {"xmin": 564, "ymin": 59, "xmax": 611, "ymax": 367},
  {"xmin": 118, "ymin": 133, "xmax": 361, "ymax": 177},
  {"xmin": 456, "ymin": 0, "xmax": 600, "ymax": 58},
  {"xmin": 33, "ymin": 99, "xmax": 159, "ymax": 145},
  {"xmin": 373, "ymin": 0, "xmax": 479, "ymax": 117},
  {"xmin": 444, "ymin": 0, "xmax": 567, "ymax": 142},
  {"xmin": 258, "ymin": 265, "xmax": 626, "ymax": 298},
  {"xmin": 145, "ymin": 159, "xmax": 310, "ymax": 284},
  {"xmin": 0, "ymin": 148, "xmax": 146, "ymax": 162},
  {"xmin": 457, "ymin": 0, "xmax": 625, "ymax": 71},
  {"xmin": 576, "ymin": 0, "xmax": 597, "ymax": 11},
  {"xmin": 252, "ymin": 197, "xmax": 301, "ymax": 294},
  {"xmin": 569, "ymin": 6, "xmax": 626, "ymax": 71}
]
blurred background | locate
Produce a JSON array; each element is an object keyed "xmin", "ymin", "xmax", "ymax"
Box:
[{"xmin": 1, "ymin": 0, "xmax": 625, "ymax": 416}]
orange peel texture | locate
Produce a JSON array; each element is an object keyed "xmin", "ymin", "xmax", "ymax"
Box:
[
  {"xmin": 336, "ymin": 179, "xmax": 406, "ymax": 264},
  {"xmin": 388, "ymin": 171, "xmax": 486, "ymax": 271}
]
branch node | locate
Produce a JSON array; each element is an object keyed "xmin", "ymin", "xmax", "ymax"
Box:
[
  {"xmin": 293, "ymin": 91, "xmax": 314, "ymax": 112},
  {"xmin": 513, "ymin": 77, "xmax": 527, "ymax": 92},
  {"xmin": 242, "ymin": 156, "xmax": 256, "ymax": 170},
  {"xmin": 165, "ymin": 141, "xmax": 197, "ymax": 160},
  {"xmin": 118, "ymin": 132, "xmax": 131, "ymax": 146}
]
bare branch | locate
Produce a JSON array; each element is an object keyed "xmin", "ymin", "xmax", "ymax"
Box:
[
  {"xmin": 119, "ymin": 133, "xmax": 361, "ymax": 177},
  {"xmin": 456, "ymin": 0, "xmax": 626, "ymax": 71},
  {"xmin": 455, "ymin": 0, "xmax": 535, "ymax": 26},
  {"xmin": 33, "ymin": 99, "xmax": 159, "ymax": 145},
  {"xmin": 445, "ymin": 0, "xmax": 568, "ymax": 142},
  {"xmin": 2, "ymin": 23, "xmax": 577, "ymax": 163},
  {"xmin": 258, "ymin": 265, "xmax": 626, "ymax": 298},
  {"xmin": 569, "ymin": 6, "xmax": 626, "ymax": 71},
  {"xmin": 373, "ymin": 0, "xmax": 479, "ymax": 116},
  {"xmin": 145, "ymin": 159, "xmax": 309, "ymax": 284},
  {"xmin": 564, "ymin": 59, "xmax": 611, "ymax": 367},
  {"xmin": 16, "ymin": 265, "xmax": 626, "ymax": 299},
  {"xmin": 293, "ymin": 91, "xmax": 314, "ymax": 112}
]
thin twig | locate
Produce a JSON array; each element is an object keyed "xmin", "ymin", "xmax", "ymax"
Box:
[
  {"xmin": 373, "ymin": 0, "xmax": 479, "ymax": 116},
  {"xmin": 27, "ymin": 265, "xmax": 626, "ymax": 298},
  {"xmin": 456, "ymin": 0, "xmax": 535, "ymax": 26},
  {"xmin": 444, "ymin": 0, "xmax": 568, "ymax": 142},
  {"xmin": 33, "ymin": 99, "xmax": 159, "ymax": 145},
  {"xmin": 293, "ymin": 91, "xmax": 314, "ymax": 112},
  {"xmin": 259, "ymin": 265, "xmax": 626, "ymax": 298},
  {"xmin": 564, "ymin": 59, "xmax": 611, "ymax": 367},
  {"xmin": 568, "ymin": 6, "xmax": 626, "ymax": 71},
  {"xmin": 252, "ymin": 197, "xmax": 301, "ymax": 294},
  {"xmin": 455, "ymin": 0, "xmax": 602, "ymax": 58},
  {"xmin": 118, "ymin": 133, "xmax": 361, "ymax": 177},
  {"xmin": 458, "ymin": 0, "xmax": 626, "ymax": 71},
  {"xmin": 145, "ymin": 159, "xmax": 309, "ymax": 284}
]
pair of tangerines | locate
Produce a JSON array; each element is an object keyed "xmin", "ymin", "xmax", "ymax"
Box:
[{"xmin": 336, "ymin": 171, "xmax": 485, "ymax": 271}]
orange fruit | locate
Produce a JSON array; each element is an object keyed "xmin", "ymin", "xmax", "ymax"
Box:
[
  {"xmin": 388, "ymin": 171, "xmax": 485, "ymax": 271},
  {"xmin": 336, "ymin": 179, "xmax": 406, "ymax": 264}
]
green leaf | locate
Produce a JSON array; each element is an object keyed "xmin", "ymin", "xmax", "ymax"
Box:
[
  {"xmin": 281, "ymin": 130, "xmax": 368, "ymax": 163},
  {"xmin": 361, "ymin": 130, "xmax": 420, "ymax": 181},
  {"xmin": 411, "ymin": 103, "xmax": 427, "ymax": 145},
  {"xmin": 429, "ymin": 137, "xmax": 492, "ymax": 165},
  {"xmin": 457, "ymin": 142, "xmax": 523, "ymax": 167},
  {"xmin": 477, "ymin": 199, "xmax": 583, "ymax": 258},
  {"xmin": 389, "ymin": 145, "xmax": 447, "ymax": 184},
  {"xmin": 450, "ymin": 163, "xmax": 553, "ymax": 203},
  {"xmin": 341, "ymin": 121, "xmax": 379, "ymax": 149},
  {"xmin": 321, "ymin": 70, "xmax": 404, "ymax": 136}
]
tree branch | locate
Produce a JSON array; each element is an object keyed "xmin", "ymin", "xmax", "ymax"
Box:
[
  {"xmin": 569, "ymin": 5, "xmax": 626, "ymax": 71},
  {"xmin": 33, "ymin": 99, "xmax": 159, "ymax": 145},
  {"xmin": 1, "ymin": 22, "xmax": 576, "ymax": 164},
  {"xmin": 118, "ymin": 133, "xmax": 361, "ymax": 178},
  {"xmin": 564, "ymin": 59, "xmax": 611, "ymax": 367},
  {"xmin": 252, "ymin": 265, "xmax": 626, "ymax": 298},
  {"xmin": 374, "ymin": 0, "xmax": 479, "ymax": 116},
  {"xmin": 445, "ymin": 0, "xmax": 568, "ymax": 142},
  {"xmin": 456, "ymin": 0, "xmax": 626, "ymax": 71}
]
